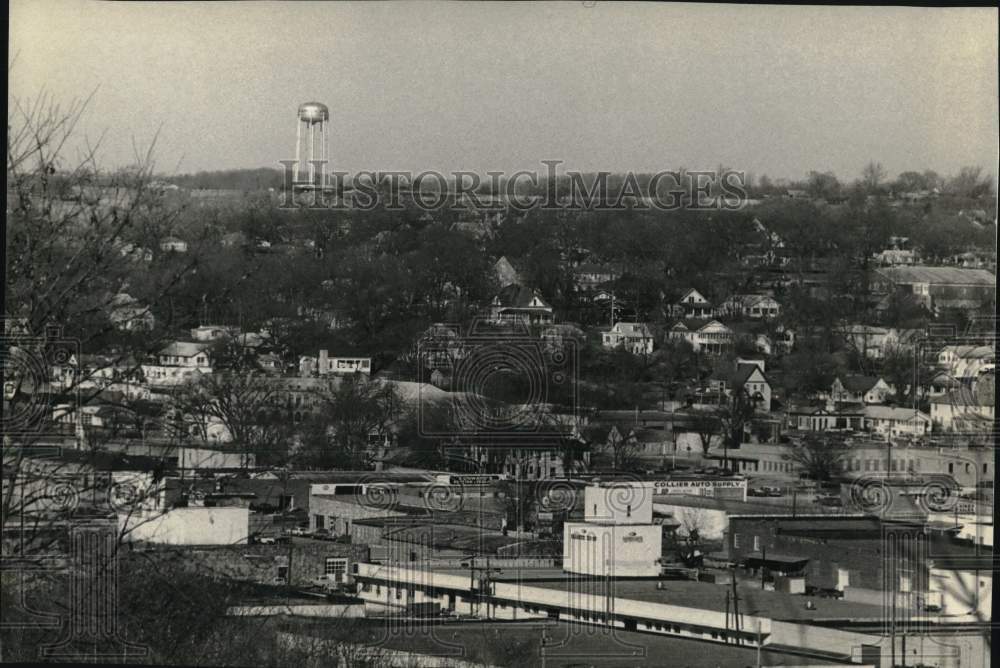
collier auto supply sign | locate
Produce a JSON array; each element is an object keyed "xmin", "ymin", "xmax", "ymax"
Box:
[{"xmin": 652, "ymin": 478, "xmax": 747, "ymax": 501}]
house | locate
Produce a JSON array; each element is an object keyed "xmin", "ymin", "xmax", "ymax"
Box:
[
  {"xmin": 312, "ymin": 350, "xmax": 372, "ymax": 376},
  {"xmin": 829, "ymin": 375, "xmax": 894, "ymax": 405},
  {"xmin": 787, "ymin": 403, "xmax": 865, "ymax": 432},
  {"xmin": 862, "ymin": 406, "xmax": 932, "ymax": 441},
  {"xmin": 719, "ymin": 294, "xmax": 781, "ymax": 319},
  {"xmin": 601, "ymin": 322, "xmax": 654, "ymax": 355},
  {"xmin": 572, "ymin": 262, "xmax": 617, "ymax": 292},
  {"xmin": 873, "ymin": 248, "xmax": 919, "ymax": 266},
  {"xmin": 674, "ymin": 289, "xmax": 714, "ymax": 318},
  {"xmin": 937, "ymin": 345, "xmax": 995, "ymax": 381},
  {"xmin": 494, "ymin": 256, "xmax": 526, "ymax": 288},
  {"xmin": 488, "ymin": 285, "xmax": 554, "ymax": 326},
  {"xmin": 108, "ymin": 293, "xmax": 155, "ymax": 331},
  {"xmin": 930, "ymin": 376, "xmax": 995, "ymax": 432},
  {"xmin": 159, "ymin": 236, "xmax": 189, "ymax": 253},
  {"xmin": 711, "ymin": 361, "xmax": 771, "ymax": 412},
  {"xmin": 190, "ymin": 325, "xmax": 240, "ymax": 342},
  {"xmin": 837, "ymin": 324, "xmax": 891, "ymax": 359},
  {"xmin": 872, "ymin": 265, "xmax": 996, "ymax": 314},
  {"xmin": 142, "ymin": 341, "xmax": 214, "ymax": 386},
  {"xmin": 668, "ymin": 319, "xmax": 733, "ymax": 354}
]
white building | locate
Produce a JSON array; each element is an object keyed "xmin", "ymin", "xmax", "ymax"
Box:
[
  {"xmin": 142, "ymin": 341, "xmax": 213, "ymax": 387},
  {"xmin": 862, "ymin": 406, "xmax": 932, "ymax": 440},
  {"xmin": 601, "ymin": 322, "xmax": 654, "ymax": 354},
  {"xmin": 563, "ymin": 482, "xmax": 662, "ymax": 577},
  {"xmin": 669, "ymin": 319, "xmax": 733, "ymax": 354},
  {"xmin": 719, "ymin": 294, "xmax": 781, "ymax": 319},
  {"xmin": 930, "ymin": 380, "xmax": 995, "ymax": 432},
  {"xmin": 313, "ymin": 350, "xmax": 372, "ymax": 376}
]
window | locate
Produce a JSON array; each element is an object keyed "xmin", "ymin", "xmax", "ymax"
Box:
[
  {"xmin": 733, "ymin": 533, "xmax": 741, "ymax": 548},
  {"xmin": 753, "ymin": 535, "xmax": 760, "ymax": 552},
  {"xmin": 626, "ymin": 504, "xmax": 632, "ymax": 518},
  {"xmin": 325, "ymin": 557, "xmax": 348, "ymax": 578}
]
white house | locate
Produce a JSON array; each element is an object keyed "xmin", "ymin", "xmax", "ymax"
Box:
[
  {"xmin": 829, "ymin": 375, "xmax": 894, "ymax": 405},
  {"xmin": 602, "ymin": 322, "xmax": 654, "ymax": 355},
  {"xmin": 720, "ymin": 294, "xmax": 781, "ymax": 319},
  {"xmin": 142, "ymin": 341, "xmax": 213, "ymax": 386},
  {"xmin": 838, "ymin": 324, "xmax": 891, "ymax": 359},
  {"xmin": 668, "ymin": 319, "xmax": 733, "ymax": 354},
  {"xmin": 488, "ymin": 285, "xmax": 554, "ymax": 325},
  {"xmin": 862, "ymin": 406, "xmax": 932, "ymax": 440},
  {"xmin": 190, "ymin": 325, "xmax": 240, "ymax": 342},
  {"xmin": 930, "ymin": 379, "xmax": 995, "ymax": 432},
  {"xmin": 674, "ymin": 289, "xmax": 714, "ymax": 318},
  {"xmin": 109, "ymin": 293, "xmax": 155, "ymax": 331},
  {"xmin": 937, "ymin": 345, "xmax": 995, "ymax": 380}
]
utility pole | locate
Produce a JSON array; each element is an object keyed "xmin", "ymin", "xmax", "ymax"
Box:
[{"xmin": 760, "ymin": 546, "xmax": 766, "ymax": 590}]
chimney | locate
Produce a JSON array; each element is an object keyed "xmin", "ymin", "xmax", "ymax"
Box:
[{"xmin": 319, "ymin": 349, "xmax": 329, "ymax": 375}]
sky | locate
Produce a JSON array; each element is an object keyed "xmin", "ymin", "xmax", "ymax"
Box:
[{"xmin": 9, "ymin": 1, "xmax": 999, "ymax": 183}]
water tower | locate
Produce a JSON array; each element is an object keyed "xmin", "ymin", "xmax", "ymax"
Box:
[{"xmin": 294, "ymin": 102, "xmax": 329, "ymax": 187}]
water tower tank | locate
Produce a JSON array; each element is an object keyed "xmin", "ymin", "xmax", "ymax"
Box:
[{"xmin": 298, "ymin": 102, "xmax": 329, "ymax": 124}]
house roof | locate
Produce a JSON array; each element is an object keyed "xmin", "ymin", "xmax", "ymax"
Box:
[
  {"xmin": 732, "ymin": 363, "xmax": 766, "ymax": 388},
  {"xmin": 672, "ymin": 318, "xmax": 728, "ymax": 332},
  {"xmin": 573, "ymin": 262, "xmax": 617, "ymax": 275},
  {"xmin": 610, "ymin": 322, "xmax": 653, "ymax": 336},
  {"xmin": 862, "ymin": 405, "xmax": 930, "ymax": 421},
  {"xmin": 930, "ymin": 378, "xmax": 995, "ymax": 407},
  {"xmin": 676, "ymin": 288, "xmax": 711, "ymax": 305},
  {"xmin": 837, "ymin": 375, "xmax": 881, "ymax": 393},
  {"xmin": 493, "ymin": 284, "xmax": 551, "ymax": 309},
  {"xmin": 158, "ymin": 341, "xmax": 213, "ymax": 358},
  {"xmin": 877, "ymin": 265, "xmax": 996, "ymax": 287}
]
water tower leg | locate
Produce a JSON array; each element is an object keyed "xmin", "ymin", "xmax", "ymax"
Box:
[{"xmin": 294, "ymin": 120, "xmax": 301, "ymax": 183}]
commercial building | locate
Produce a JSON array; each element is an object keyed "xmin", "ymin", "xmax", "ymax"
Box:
[{"xmin": 563, "ymin": 482, "xmax": 662, "ymax": 577}]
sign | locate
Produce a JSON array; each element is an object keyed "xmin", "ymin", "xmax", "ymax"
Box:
[
  {"xmin": 652, "ymin": 479, "xmax": 745, "ymax": 490},
  {"xmin": 436, "ymin": 474, "xmax": 505, "ymax": 486}
]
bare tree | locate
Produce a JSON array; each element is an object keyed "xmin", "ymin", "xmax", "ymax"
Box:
[
  {"xmin": 298, "ymin": 377, "xmax": 402, "ymax": 469},
  {"xmin": 788, "ymin": 435, "xmax": 850, "ymax": 481},
  {"xmin": 4, "ymin": 78, "xmax": 195, "ymax": 556}
]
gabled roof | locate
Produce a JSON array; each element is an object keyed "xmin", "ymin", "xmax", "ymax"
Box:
[
  {"xmin": 677, "ymin": 288, "xmax": 711, "ymax": 305},
  {"xmin": 609, "ymin": 321, "xmax": 653, "ymax": 337},
  {"xmin": 672, "ymin": 318, "xmax": 729, "ymax": 333},
  {"xmin": 493, "ymin": 284, "xmax": 551, "ymax": 310},
  {"xmin": 732, "ymin": 363, "xmax": 767, "ymax": 388},
  {"xmin": 836, "ymin": 375, "xmax": 881, "ymax": 393}
]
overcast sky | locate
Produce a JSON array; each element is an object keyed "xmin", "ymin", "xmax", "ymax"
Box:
[{"xmin": 9, "ymin": 1, "xmax": 999, "ymax": 183}]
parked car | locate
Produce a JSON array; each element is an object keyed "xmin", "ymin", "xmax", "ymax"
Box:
[
  {"xmin": 814, "ymin": 496, "xmax": 843, "ymax": 507},
  {"xmin": 311, "ymin": 528, "xmax": 332, "ymax": 540},
  {"xmin": 287, "ymin": 526, "xmax": 311, "ymax": 536},
  {"xmin": 748, "ymin": 487, "xmax": 766, "ymax": 497},
  {"xmin": 256, "ymin": 535, "xmax": 277, "ymax": 545},
  {"xmin": 764, "ymin": 487, "xmax": 784, "ymax": 497}
]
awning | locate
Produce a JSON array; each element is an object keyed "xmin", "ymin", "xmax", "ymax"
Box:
[{"xmin": 744, "ymin": 552, "xmax": 809, "ymax": 571}]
